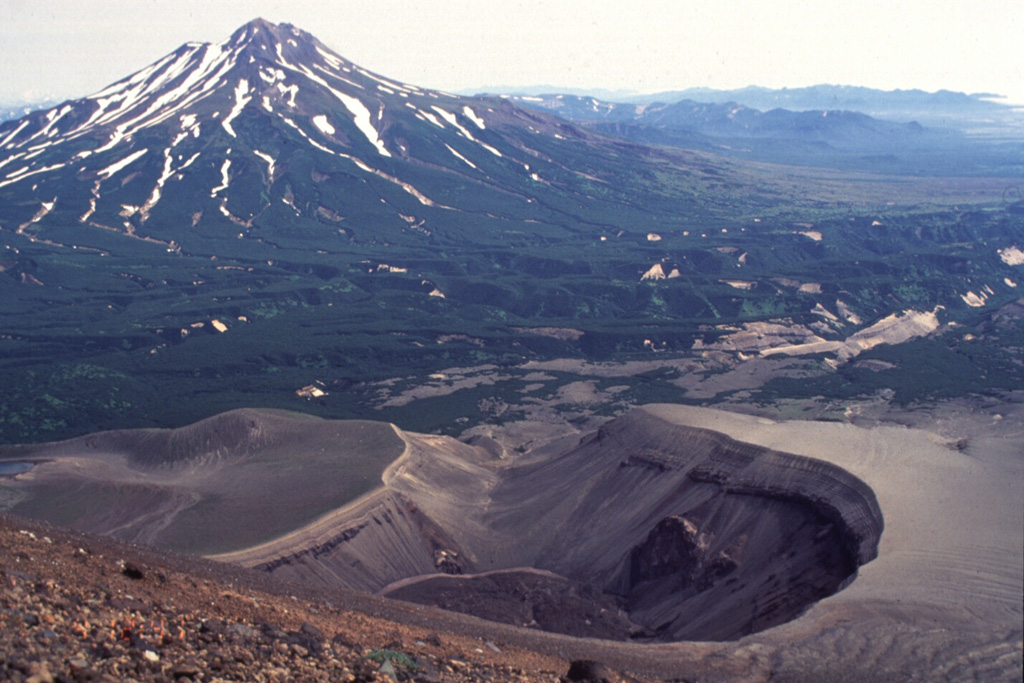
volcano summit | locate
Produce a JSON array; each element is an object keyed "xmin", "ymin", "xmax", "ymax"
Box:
[{"xmin": 0, "ymin": 17, "xmax": 718, "ymax": 255}]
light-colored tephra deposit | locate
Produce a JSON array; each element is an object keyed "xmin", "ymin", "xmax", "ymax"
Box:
[
  {"xmin": 998, "ymin": 245, "xmax": 1024, "ymax": 266},
  {"xmin": 762, "ymin": 307, "xmax": 941, "ymax": 360}
]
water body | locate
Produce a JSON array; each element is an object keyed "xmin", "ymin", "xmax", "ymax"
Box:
[{"xmin": 0, "ymin": 461, "xmax": 35, "ymax": 475}]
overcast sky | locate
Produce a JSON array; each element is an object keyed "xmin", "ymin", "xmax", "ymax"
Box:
[{"xmin": 2, "ymin": 0, "xmax": 1022, "ymax": 106}]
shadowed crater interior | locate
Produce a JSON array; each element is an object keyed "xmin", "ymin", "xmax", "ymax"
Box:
[{"xmin": 377, "ymin": 410, "xmax": 884, "ymax": 642}]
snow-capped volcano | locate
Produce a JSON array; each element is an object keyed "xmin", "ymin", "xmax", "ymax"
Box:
[
  {"xmin": 2, "ymin": 19, "xmax": 496, "ymax": 168},
  {"xmin": 0, "ymin": 19, "xmax": 633, "ymax": 252}
]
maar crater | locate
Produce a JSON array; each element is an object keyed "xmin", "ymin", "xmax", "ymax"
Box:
[
  {"xmin": 1, "ymin": 407, "xmax": 883, "ymax": 642},
  {"xmin": 209, "ymin": 407, "xmax": 884, "ymax": 642}
]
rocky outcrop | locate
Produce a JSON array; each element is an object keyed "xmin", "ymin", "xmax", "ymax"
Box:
[{"xmin": 628, "ymin": 516, "xmax": 738, "ymax": 592}]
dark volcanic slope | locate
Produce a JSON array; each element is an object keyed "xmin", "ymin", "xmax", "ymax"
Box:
[
  {"xmin": 218, "ymin": 408, "xmax": 883, "ymax": 642},
  {"xmin": 0, "ymin": 408, "xmax": 404, "ymax": 554},
  {"xmin": 2, "ymin": 407, "xmax": 881, "ymax": 642},
  {"xmin": 3, "ymin": 401, "xmax": 1022, "ymax": 681}
]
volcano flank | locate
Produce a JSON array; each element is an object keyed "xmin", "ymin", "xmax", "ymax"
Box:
[{"xmin": 0, "ymin": 407, "xmax": 883, "ymax": 643}]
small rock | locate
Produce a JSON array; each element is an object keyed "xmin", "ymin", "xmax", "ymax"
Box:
[
  {"xmin": 143, "ymin": 650, "xmax": 160, "ymax": 663},
  {"xmin": 200, "ymin": 619, "xmax": 226, "ymax": 634},
  {"xmin": 121, "ymin": 562, "xmax": 144, "ymax": 580},
  {"xmin": 227, "ymin": 623, "xmax": 257, "ymax": 640},
  {"xmin": 331, "ymin": 632, "xmax": 357, "ymax": 650},
  {"xmin": 36, "ymin": 629, "xmax": 59, "ymax": 643},
  {"xmin": 299, "ymin": 622, "xmax": 323, "ymax": 640},
  {"xmin": 171, "ymin": 660, "xmax": 201, "ymax": 678},
  {"xmin": 565, "ymin": 659, "xmax": 618, "ymax": 682}
]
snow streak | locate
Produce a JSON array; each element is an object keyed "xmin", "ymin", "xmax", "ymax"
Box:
[
  {"xmin": 97, "ymin": 148, "xmax": 148, "ymax": 179},
  {"xmin": 463, "ymin": 106, "xmax": 486, "ymax": 129},
  {"xmin": 221, "ymin": 79, "xmax": 252, "ymax": 137},
  {"xmin": 253, "ymin": 150, "xmax": 275, "ymax": 178},
  {"xmin": 210, "ymin": 157, "xmax": 231, "ymax": 197},
  {"xmin": 445, "ymin": 144, "xmax": 477, "ymax": 169}
]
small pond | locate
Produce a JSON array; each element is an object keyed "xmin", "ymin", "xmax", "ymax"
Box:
[{"xmin": 0, "ymin": 461, "xmax": 36, "ymax": 476}]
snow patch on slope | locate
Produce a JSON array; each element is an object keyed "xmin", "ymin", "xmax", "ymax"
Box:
[
  {"xmin": 332, "ymin": 91, "xmax": 390, "ymax": 156},
  {"xmin": 641, "ymin": 263, "xmax": 666, "ymax": 281},
  {"xmin": 353, "ymin": 66, "xmax": 410, "ymax": 93},
  {"xmin": 463, "ymin": 106, "xmax": 486, "ymax": 129},
  {"xmin": 445, "ymin": 144, "xmax": 477, "ymax": 169},
  {"xmin": 416, "ymin": 109, "xmax": 445, "ymax": 129},
  {"xmin": 961, "ymin": 291, "xmax": 987, "ymax": 307},
  {"xmin": 762, "ymin": 308, "xmax": 941, "ymax": 361},
  {"xmin": 0, "ymin": 120, "xmax": 30, "ymax": 149},
  {"xmin": 253, "ymin": 150, "xmax": 275, "ymax": 178},
  {"xmin": 275, "ymin": 82, "xmax": 299, "ymax": 108},
  {"xmin": 210, "ymin": 157, "xmax": 231, "ymax": 197},
  {"xmin": 431, "ymin": 106, "xmax": 475, "ymax": 141},
  {"xmin": 315, "ymin": 46, "xmax": 344, "ymax": 70},
  {"xmin": 97, "ymin": 148, "xmax": 148, "ymax": 179},
  {"xmin": 221, "ymin": 79, "xmax": 252, "ymax": 137},
  {"xmin": 283, "ymin": 63, "xmax": 391, "ymax": 156},
  {"xmin": 999, "ymin": 246, "xmax": 1024, "ymax": 266},
  {"xmin": 312, "ymin": 115, "xmax": 335, "ymax": 136},
  {"xmin": 0, "ymin": 162, "xmax": 67, "ymax": 189}
]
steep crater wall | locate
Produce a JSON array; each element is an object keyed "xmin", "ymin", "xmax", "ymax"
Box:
[
  {"xmin": 2, "ymin": 407, "xmax": 883, "ymax": 642},
  {"xmin": 241, "ymin": 409, "xmax": 884, "ymax": 642}
]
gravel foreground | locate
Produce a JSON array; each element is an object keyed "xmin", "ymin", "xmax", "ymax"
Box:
[{"xmin": 0, "ymin": 514, "xmax": 654, "ymax": 683}]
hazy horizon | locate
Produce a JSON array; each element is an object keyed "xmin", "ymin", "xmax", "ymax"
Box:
[{"xmin": 2, "ymin": 0, "xmax": 1023, "ymax": 108}]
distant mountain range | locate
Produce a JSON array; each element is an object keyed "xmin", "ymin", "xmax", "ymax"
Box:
[
  {"xmin": 628, "ymin": 85, "xmax": 1016, "ymax": 122},
  {"xmin": 502, "ymin": 92, "xmax": 1023, "ymax": 175},
  {"xmin": 509, "ymin": 93, "xmax": 929, "ymax": 141},
  {"xmin": 0, "ymin": 99, "xmax": 63, "ymax": 123},
  {"xmin": 470, "ymin": 83, "xmax": 1021, "ymax": 128}
]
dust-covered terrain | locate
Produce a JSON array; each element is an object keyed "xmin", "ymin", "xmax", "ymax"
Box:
[
  {"xmin": 2, "ymin": 407, "xmax": 883, "ymax": 644},
  {"xmin": 3, "ymin": 402, "xmax": 1020, "ymax": 680},
  {"xmin": 0, "ymin": 409, "xmax": 404, "ymax": 554}
]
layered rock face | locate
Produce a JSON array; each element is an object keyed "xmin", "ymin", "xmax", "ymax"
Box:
[
  {"xmin": 1, "ymin": 406, "xmax": 883, "ymax": 640},
  {"xmin": 228, "ymin": 408, "xmax": 884, "ymax": 641}
]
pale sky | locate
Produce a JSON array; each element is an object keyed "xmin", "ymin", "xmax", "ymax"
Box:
[{"xmin": 2, "ymin": 0, "xmax": 1022, "ymax": 106}]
